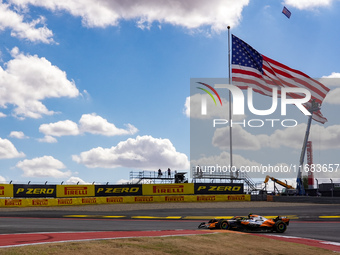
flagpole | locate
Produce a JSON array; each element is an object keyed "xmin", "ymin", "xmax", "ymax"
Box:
[{"xmin": 227, "ymin": 26, "xmax": 233, "ymax": 179}]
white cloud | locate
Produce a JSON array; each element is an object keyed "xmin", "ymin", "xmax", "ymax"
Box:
[
  {"xmin": 39, "ymin": 120, "xmax": 80, "ymax": 137},
  {"xmin": 65, "ymin": 176, "xmax": 88, "ymax": 184},
  {"xmin": 212, "ymin": 123, "xmax": 340, "ymax": 151},
  {"xmin": 212, "ymin": 125, "xmax": 266, "ymax": 150},
  {"xmin": 9, "ymin": 131, "xmax": 28, "ymax": 139},
  {"xmin": 81, "ymin": 89, "xmax": 91, "ymax": 101},
  {"xmin": 16, "ymin": 155, "xmax": 71, "ymax": 178},
  {"xmin": 0, "ymin": 2, "xmax": 54, "ymax": 43},
  {"xmin": 9, "ymin": 0, "xmax": 249, "ymax": 33},
  {"xmin": 268, "ymin": 124, "xmax": 340, "ymax": 150},
  {"xmin": 307, "ymin": 124, "xmax": 340, "ymax": 150},
  {"xmin": 116, "ymin": 178, "xmax": 130, "ymax": 185},
  {"xmin": 0, "ymin": 47, "xmax": 79, "ymax": 119},
  {"xmin": 325, "ymin": 89, "xmax": 340, "ymax": 103},
  {"xmin": 72, "ymin": 135, "xmax": 189, "ymax": 170},
  {"xmin": 283, "ymin": 0, "xmax": 334, "ymax": 9},
  {"xmin": 320, "ymin": 72, "xmax": 340, "ymax": 86},
  {"xmin": 320, "ymin": 73, "xmax": 340, "ymax": 104},
  {"xmin": 0, "ymin": 175, "xmax": 6, "ymax": 182},
  {"xmin": 183, "ymin": 96, "xmax": 191, "ymax": 118},
  {"xmin": 0, "ymin": 137, "xmax": 25, "ymax": 159},
  {"xmin": 0, "ymin": 112, "xmax": 6, "ymax": 118},
  {"xmin": 38, "ymin": 113, "xmax": 138, "ymax": 142},
  {"xmin": 119, "ymin": 178, "xmax": 152, "ymax": 184},
  {"xmin": 37, "ymin": 135, "xmax": 58, "ymax": 143},
  {"xmin": 313, "ymin": 173, "xmax": 340, "ymax": 182},
  {"xmin": 79, "ymin": 113, "xmax": 138, "ymax": 136},
  {"xmin": 263, "ymin": 124, "xmax": 305, "ymax": 149}
]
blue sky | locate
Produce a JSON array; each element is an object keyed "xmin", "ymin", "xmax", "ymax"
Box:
[{"xmin": 0, "ymin": 0, "xmax": 339, "ymax": 186}]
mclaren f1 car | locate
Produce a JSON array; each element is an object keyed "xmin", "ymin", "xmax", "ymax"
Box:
[{"xmin": 198, "ymin": 214, "xmax": 289, "ymax": 233}]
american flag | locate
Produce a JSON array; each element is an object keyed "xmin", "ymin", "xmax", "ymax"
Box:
[
  {"xmin": 282, "ymin": 6, "xmax": 291, "ymax": 19},
  {"xmin": 231, "ymin": 34, "xmax": 330, "ymax": 124}
]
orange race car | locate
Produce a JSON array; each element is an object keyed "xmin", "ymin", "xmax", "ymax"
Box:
[{"xmin": 198, "ymin": 214, "xmax": 290, "ymax": 233}]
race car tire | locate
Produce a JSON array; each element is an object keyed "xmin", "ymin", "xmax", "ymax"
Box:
[
  {"xmin": 274, "ymin": 220, "xmax": 287, "ymax": 233},
  {"xmin": 217, "ymin": 220, "xmax": 230, "ymax": 230}
]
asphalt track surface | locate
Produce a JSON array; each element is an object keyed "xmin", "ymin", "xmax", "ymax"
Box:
[{"xmin": 0, "ymin": 202, "xmax": 340, "ymax": 248}]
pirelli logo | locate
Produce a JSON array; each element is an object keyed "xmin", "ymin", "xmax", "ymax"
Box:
[
  {"xmin": 165, "ymin": 196, "xmax": 185, "ymax": 202},
  {"xmin": 228, "ymin": 195, "xmax": 245, "ymax": 201},
  {"xmin": 196, "ymin": 185, "xmax": 241, "ymax": 192},
  {"xmin": 5, "ymin": 199, "xmax": 22, "ymax": 206},
  {"xmin": 152, "ymin": 185, "xmax": 184, "ymax": 194},
  {"xmin": 197, "ymin": 196, "xmax": 216, "ymax": 201},
  {"xmin": 82, "ymin": 198, "xmax": 96, "ymax": 204},
  {"xmin": 58, "ymin": 198, "xmax": 73, "ymax": 205},
  {"xmin": 64, "ymin": 186, "xmax": 88, "ymax": 196},
  {"xmin": 194, "ymin": 183, "xmax": 243, "ymax": 195},
  {"xmin": 107, "ymin": 197, "xmax": 123, "ymax": 203},
  {"xmin": 135, "ymin": 196, "xmax": 153, "ymax": 202},
  {"xmin": 32, "ymin": 199, "xmax": 49, "ymax": 206},
  {"xmin": 97, "ymin": 187, "xmax": 140, "ymax": 194},
  {"xmin": 0, "ymin": 186, "xmax": 4, "ymax": 196},
  {"xmin": 16, "ymin": 188, "xmax": 55, "ymax": 195}
]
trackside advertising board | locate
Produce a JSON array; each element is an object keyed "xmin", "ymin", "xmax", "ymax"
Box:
[
  {"xmin": 194, "ymin": 183, "xmax": 244, "ymax": 194},
  {"xmin": 0, "ymin": 184, "xmax": 13, "ymax": 197},
  {"xmin": 142, "ymin": 183, "xmax": 194, "ymax": 196},
  {"xmin": 1, "ymin": 183, "xmax": 245, "ymax": 198},
  {"xmin": 95, "ymin": 185, "xmax": 142, "ymax": 196},
  {"xmin": 0, "ymin": 194, "xmax": 251, "ymax": 207},
  {"xmin": 56, "ymin": 185, "xmax": 95, "ymax": 197},
  {"xmin": 13, "ymin": 184, "xmax": 56, "ymax": 198}
]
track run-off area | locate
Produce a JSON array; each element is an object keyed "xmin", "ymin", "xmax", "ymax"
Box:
[{"xmin": 0, "ymin": 201, "xmax": 339, "ymax": 252}]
